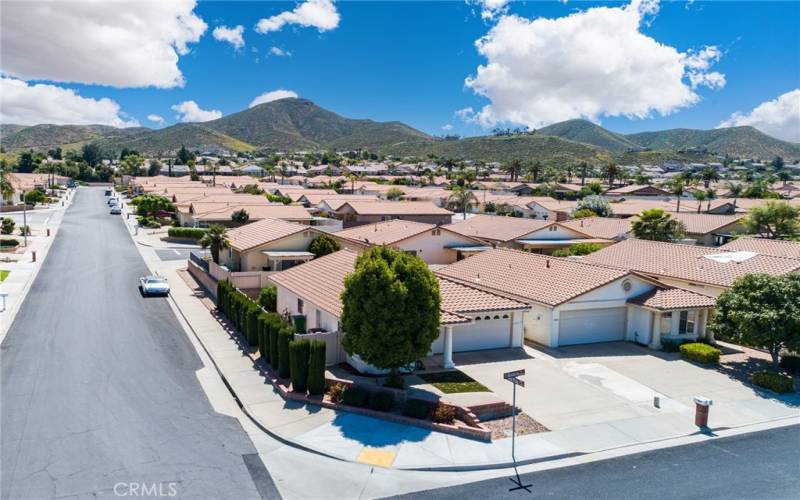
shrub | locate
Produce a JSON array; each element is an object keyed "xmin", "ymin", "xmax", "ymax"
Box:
[
  {"xmin": 679, "ymin": 342, "xmax": 720, "ymax": 364},
  {"xmin": 661, "ymin": 338, "xmax": 688, "ymax": 353},
  {"xmin": 269, "ymin": 321, "xmax": 280, "ymax": 367},
  {"xmin": 246, "ymin": 305, "xmax": 260, "ymax": 346},
  {"xmin": 257, "ymin": 286, "xmax": 277, "ymax": 312},
  {"xmin": 432, "ymin": 403, "xmax": 456, "ymax": 424},
  {"xmin": 779, "ymin": 355, "xmax": 800, "ymax": 374},
  {"xmin": 0, "ymin": 238, "xmax": 19, "ymax": 248},
  {"xmin": 289, "ymin": 340, "xmax": 311, "ymax": 393},
  {"xmin": 342, "ymin": 386, "xmax": 369, "ymax": 407},
  {"xmin": 167, "ymin": 227, "xmax": 207, "ymax": 240},
  {"xmin": 24, "ymin": 189, "xmax": 47, "ymax": 205},
  {"xmin": 402, "ymin": 399, "xmax": 432, "ymax": 419},
  {"xmin": 383, "ymin": 374, "xmax": 404, "ymax": 390},
  {"xmin": 327, "ymin": 382, "xmax": 347, "ymax": 403},
  {"xmin": 257, "ymin": 314, "xmax": 271, "ymax": 360},
  {"xmin": 752, "ymin": 371, "xmax": 795, "ymax": 394},
  {"xmin": 278, "ymin": 327, "xmax": 294, "ymax": 378},
  {"xmin": 18, "ymin": 225, "xmax": 31, "ymax": 236},
  {"xmin": 0, "ymin": 218, "xmax": 15, "ymax": 235},
  {"xmin": 307, "ymin": 340, "xmax": 327, "ymax": 396},
  {"xmin": 368, "ymin": 390, "xmax": 394, "ymax": 412}
]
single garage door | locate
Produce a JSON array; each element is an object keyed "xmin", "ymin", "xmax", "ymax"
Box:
[
  {"xmin": 558, "ymin": 308, "xmax": 625, "ymax": 346},
  {"xmin": 454, "ymin": 319, "xmax": 511, "ymax": 351}
]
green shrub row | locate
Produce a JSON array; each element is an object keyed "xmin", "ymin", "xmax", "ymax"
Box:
[
  {"xmin": 216, "ymin": 280, "xmax": 326, "ymax": 395},
  {"xmin": 0, "ymin": 238, "xmax": 19, "ymax": 248},
  {"xmin": 679, "ymin": 342, "xmax": 720, "ymax": 364},
  {"xmin": 752, "ymin": 371, "xmax": 795, "ymax": 394},
  {"xmin": 661, "ymin": 338, "xmax": 689, "ymax": 353},
  {"xmin": 340, "ymin": 386, "xmax": 395, "ymax": 412},
  {"xmin": 402, "ymin": 398, "xmax": 433, "ymax": 419},
  {"xmin": 167, "ymin": 227, "xmax": 207, "ymax": 240}
]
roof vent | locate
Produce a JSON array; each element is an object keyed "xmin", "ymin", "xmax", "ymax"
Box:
[{"xmin": 546, "ymin": 259, "xmax": 550, "ymax": 268}]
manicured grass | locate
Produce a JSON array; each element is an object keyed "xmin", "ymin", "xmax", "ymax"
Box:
[
  {"xmin": 0, "ymin": 270, "xmax": 8, "ymax": 282},
  {"xmin": 418, "ymin": 371, "xmax": 490, "ymax": 394}
]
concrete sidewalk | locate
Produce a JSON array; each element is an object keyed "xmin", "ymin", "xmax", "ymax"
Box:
[
  {"xmin": 0, "ymin": 192, "xmax": 74, "ymax": 342},
  {"xmin": 138, "ymin": 237, "xmax": 800, "ymax": 471}
]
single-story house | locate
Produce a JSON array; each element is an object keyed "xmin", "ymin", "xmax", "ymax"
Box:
[
  {"xmin": 334, "ymin": 201, "xmax": 453, "ymax": 228},
  {"xmin": 443, "ymin": 214, "xmax": 611, "ymax": 253},
  {"xmin": 718, "ymin": 237, "xmax": 800, "ymax": 259},
  {"xmin": 183, "ymin": 202, "xmax": 313, "ymax": 227},
  {"xmin": 220, "ymin": 218, "xmax": 334, "ymax": 272},
  {"xmin": 559, "ymin": 217, "xmax": 633, "ymax": 241},
  {"xmin": 524, "ymin": 197, "xmax": 577, "ymax": 221},
  {"xmin": 270, "ymin": 249, "xmax": 529, "ymax": 371},
  {"xmin": 436, "ymin": 248, "xmax": 716, "ymax": 349},
  {"xmin": 334, "ymin": 219, "xmax": 488, "ymax": 264},
  {"xmin": 604, "ymin": 184, "xmax": 672, "ymax": 197},
  {"xmin": 298, "ymin": 193, "xmax": 377, "ymax": 211},
  {"xmin": 583, "ymin": 238, "xmax": 800, "ymax": 297}
]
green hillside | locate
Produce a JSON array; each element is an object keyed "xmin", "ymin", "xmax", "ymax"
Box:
[
  {"xmin": 92, "ymin": 123, "xmax": 257, "ymax": 154},
  {"xmin": 626, "ymin": 126, "xmax": 800, "ymax": 160},
  {"xmin": 538, "ymin": 119, "xmax": 641, "ymax": 152}
]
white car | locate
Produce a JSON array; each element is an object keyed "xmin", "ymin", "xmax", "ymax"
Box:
[
  {"xmin": 108, "ymin": 198, "xmax": 119, "ymax": 206},
  {"xmin": 139, "ymin": 275, "xmax": 170, "ymax": 296},
  {"xmin": 110, "ymin": 206, "xmax": 122, "ymax": 215}
]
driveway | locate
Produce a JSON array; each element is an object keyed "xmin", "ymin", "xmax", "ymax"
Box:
[{"xmin": 453, "ymin": 342, "xmax": 798, "ymax": 432}]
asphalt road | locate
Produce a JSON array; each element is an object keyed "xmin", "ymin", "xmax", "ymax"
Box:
[
  {"xmin": 1, "ymin": 187, "xmax": 277, "ymax": 499},
  {"xmin": 397, "ymin": 425, "xmax": 800, "ymax": 500}
]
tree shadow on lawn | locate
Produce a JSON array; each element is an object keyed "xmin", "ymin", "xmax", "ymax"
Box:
[
  {"xmin": 717, "ymin": 356, "xmax": 800, "ymax": 407},
  {"xmin": 330, "ymin": 411, "xmax": 432, "ymax": 448}
]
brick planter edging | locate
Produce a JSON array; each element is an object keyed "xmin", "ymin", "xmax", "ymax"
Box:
[{"xmin": 258, "ymin": 364, "xmax": 492, "ymax": 442}]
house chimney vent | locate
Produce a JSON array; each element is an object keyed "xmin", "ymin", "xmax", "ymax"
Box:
[{"xmin": 546, "ymin": 259, "xmax": 550, "ymax": 268}]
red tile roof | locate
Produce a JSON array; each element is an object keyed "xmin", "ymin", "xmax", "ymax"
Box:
[
  {"xmin": 718, "ymin": 237, "xmax": 800, "ymax": 259},
  {"xmin": 444, "ymin": 214, "xmax": 554, "ymax": 243},
  {"xmin": 628, "ymin": 288, "xmax": 716, "ymax": 311},
  {"xmin": 226, "ymin": 218, "xmax": 316, "ymax": 252}
]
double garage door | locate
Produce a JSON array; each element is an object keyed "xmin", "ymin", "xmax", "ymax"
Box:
[
  {"xmin": 431, "ymin": 318, "xmax": 511, "ymax": 354},
  {"xmin": 558, "ymin": 308, "xmax": 625, "ymax": 346}
]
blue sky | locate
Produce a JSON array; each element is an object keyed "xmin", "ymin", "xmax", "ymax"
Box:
[{"xmin": 2, "ymin": 1, "xmax": 799, "ymax": 141}]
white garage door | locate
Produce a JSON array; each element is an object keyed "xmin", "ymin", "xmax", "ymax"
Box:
[
  {"xmin": 454, "ymin": 319, "xmax": 510, "ymax": 351},
  {"xmin": 558, "ymin": 308, "xmax": 625, "ymax": 346}
]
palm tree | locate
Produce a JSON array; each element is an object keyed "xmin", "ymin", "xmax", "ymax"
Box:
[
  {"xmin": 726, "ymin": 182, "xmax": 743, "ymax": 211},
  {"xmin": 699, "ymin": 167, "xmax": 720, "ymax": 188},
  {"xmin": 199, "ymin": 224, "xmax": 230, "ymax": 265},
  {"xmin": 692, "ymin": 190, "xmax": 707, "ymax": 213},
  {"xmin": 0, "ymin": 160, "xmax": 15, "ymax": 205},
  {"xmin": 526, "ymin": 161, "xmax": 543, "ymax": 183},
  {"xmin": 670, "ymin": 180, "xmax": 685, "ymax": 213},
  {"xmin": 347, "ymin": 173, "xmax": 358, "ymax": 194},
  {"xmin": 602, "ymin": 163, "xmax": 620, "ymax": 187},
  {"xmin": 502, "ymin": 159, "xmax": 524, "ymax": 182},
  {"xmin": 578, "ymin": 162, "xmax": 589, "ymax": 186},
  {"xmin": 446, "ymin": 186, "xmax": 478, "ymax": 220},
  {"xmin": 778, "ymin": 170, "xmax": 791, "ymax": 186},
  {"xmin": 565, "ymin": 164, "xmax": 574, "ymax": 184},
  {"xmin": 705, "ymin": 188, "xmax": 717, "ymax": 212}
]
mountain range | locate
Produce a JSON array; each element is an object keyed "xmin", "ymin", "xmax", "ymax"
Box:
[{"xmin": 2, "ymin": 98, "xmax": 799, "ymax": 164}]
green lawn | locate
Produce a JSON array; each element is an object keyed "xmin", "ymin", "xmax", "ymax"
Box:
[
  {"xmin": 417, "ymin": 370, "xmax": 490, "ymax": 394},
  {"xmin": 0, "ymin": 270, "xmax": 8, "ymax": 282}
]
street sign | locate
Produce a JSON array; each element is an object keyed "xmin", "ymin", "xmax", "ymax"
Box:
[
  {"xmin": 503, "ymin": 369, "xmax": 525, "ymax": 380},
  {"xmin": 508, "ymin": 377, "xmax": 525, "ymax": 387}
]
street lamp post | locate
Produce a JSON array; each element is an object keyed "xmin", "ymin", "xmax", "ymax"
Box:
[{"xmin": 22, "ymin": 189, "xmax": 27, "ymax": 247}]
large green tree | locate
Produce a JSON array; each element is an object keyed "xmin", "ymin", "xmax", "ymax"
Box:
[
  {"xmin": 743, "ymin": 201, "xmax": 800, "ymax": 239},
  {"xmin": 134, "ymin": 194, "xmax": 175, "ymax": 216},
  {"xmin": 710, "ymin": 274, "xmax": 800, "ymax": 367},
  {"xmin": 81, "ymin": 143, "xmax": 102, "ymax": 167},
  {"xmin": 340, "ymin": 247, "xmax": 441, "ymax": 376},
  {"xmin": 308, "ymin": 234, "xmax": 341, "ymax": 258},
  {"xmin": 631, "ymin": 209, "xmax": 686, "ymax": 241}
]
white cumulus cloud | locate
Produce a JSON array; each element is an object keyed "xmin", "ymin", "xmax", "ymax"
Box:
[
  {"xmin": 269, "ymin": 47, "xmax": 292, "ymax": 57},
  {"xmin": 718, "ymin": 89, "xmax": 800, "ymax": 143},
  {"xmin": 470, "ymin": 0, "xmax": 510, "ymax": 20},
  {"xmin": 0, "ymin": 77, "xmax": 139, "ymax": 127},
  {"xmin": 255, "ymin": 0, "xmax": 340, "ymax": 33},
  {"xmin": 441, "ymin": 124, "xmax": 454, "ymax": 131},
  {"xmin": 249, "ymin": 90, "xmax": 299, "ymax": 108},
  {"xmin": 463, "ymin": 0, "xmax": 725, "ymax": 128},
  {"xmin": 0, "ymin": 0, "xmax": 206, "ymax": 88},
  {"xmin": 171, "ymin": 101, "xmax": 222, "ymax": 123},
  {"xmin": 147, "ymin": 114, "xmax": 165, "ymax": 124},
  {"xmin": 212, "ymin": 25, "xmax": 245, "ymax": 50}
]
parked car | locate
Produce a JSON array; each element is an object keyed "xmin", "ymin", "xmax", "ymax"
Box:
[
  {"xmin": 110, "ymin": 206, "xmax": 122, "ymax": 215},
  {"xmin": 104, "ymin": 189, "xmax": 112, "ymax": 196},
  {"xmin": 139, "ymin": 275, "xmax": 170, "ymax": 296},
  {"xmin": 108, "ymin": 198, "xmax": 118, "ymax": 206}
]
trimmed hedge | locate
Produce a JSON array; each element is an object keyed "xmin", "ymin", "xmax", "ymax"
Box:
[
  {"xmin": 278, "ymin": 328, "xmax": 294, "ymax": 378},
  {"xmin": 402, "ymin": 399, "xmax": 432, "ymax": 420},
  {"xmin": 257, "ymin": 314, "xmax": 270, "ymax": 360},
  {"xmin": 0, "ymin": 238, "xmax": 19, "ymax": 248},
  {"xmin": 368, "ymin": 391, "xmax": 394, "ymax": 412},
  {"xmin": 307, "ymin": 340, "xmax": 326, "ymax": 396},
  {"xmin": 779, "ymin": 355, "xmax": 800, "ymax": 374},
  {"xmin": 269, "ymin": 322, "xmax": 280, "ymax": 367},
  {"xmin": 167, "ymin": 227, "xmax": 207, "ymax": 240},
  {"xmin": 289, "ymin": 340, "xmax": 311, "ymax": 393},
  {"xmin": 679, "ymin": 342, "xmax": 720, "ymax": 364},
  {"xmin": 342, "ymin": 386, "xmax": 369, "ymax": 408},
  {"xmin": 257, "ymin": 286, "xmax": 277, "ymax": 312},
  {"xmin": 246, "ymin": 304, "xmax": 260, "ymax": 346},
  {"xmin": 661, "ymin": 338, "xmax": 688, "ymax": 353},
  {"xmin": 752, "ymin": 371, "xmax": 795, "ymax": 394}
]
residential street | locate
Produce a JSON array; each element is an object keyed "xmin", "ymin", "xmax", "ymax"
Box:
[
  {"xmin": 1, "ymin": 187, "xmax": 277, "ymax": 499},
  {"xmin": 397, "ymin": 425, "xmax": 800, "ymax": 500}
]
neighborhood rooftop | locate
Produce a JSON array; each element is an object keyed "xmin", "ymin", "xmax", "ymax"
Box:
[
  {"xmin": 718, "ymin": 236, "xmax": 800, "ymax": 259},
  {"xmin": 435, "ymin": 247, "xmax": 631, "ymax": 306},
  {"xmin": 583, "ymin": 238, "xmax": 800, "ymax": 288},
  {"xmin": 337, "ymin": 201, "xmax": 452, "ymax": 215},
  {"xmin": 444, "ymin": 214, "xmax": 556, "ymax": 243},
  {"xmin": 335, "ymin": 219, "xmax": 443, "ymax": 246},
  {"xmin": 224, "ymin": 218, "xmax": 312, "ymax": 252}
]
